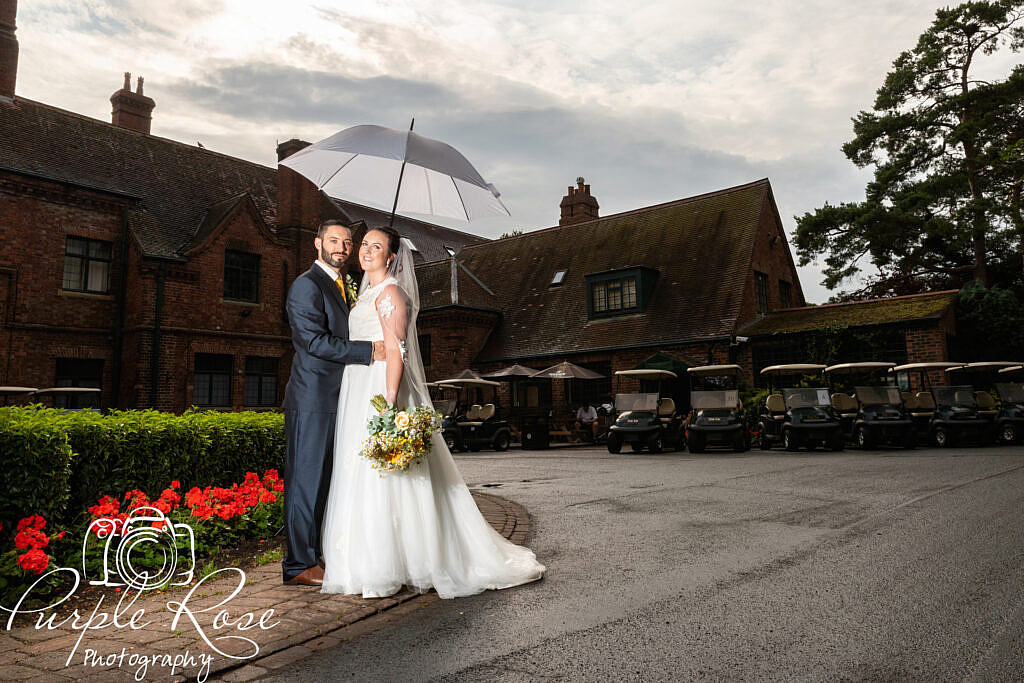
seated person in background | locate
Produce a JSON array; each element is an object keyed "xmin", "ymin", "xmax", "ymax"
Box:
[{"xmin": 575, "ymin": 400, "xmax": 599, "ymax": 438}]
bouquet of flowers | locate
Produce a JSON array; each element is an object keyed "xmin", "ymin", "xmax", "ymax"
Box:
[{"xmin": 361, "ymin": 394, "xmax": 443, "ymax": 472}]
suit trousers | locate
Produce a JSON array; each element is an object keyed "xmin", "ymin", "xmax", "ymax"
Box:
[{"xmin": 283, "ymin": 409, "xmax": 336, "ymax": 580}]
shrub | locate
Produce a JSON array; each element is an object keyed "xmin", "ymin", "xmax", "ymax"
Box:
[{"xmin": 0, "ymin": 407, "xmax": 75, "ymax": 527}]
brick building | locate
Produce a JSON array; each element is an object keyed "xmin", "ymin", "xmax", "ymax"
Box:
[
  {"xmin": 0, "ymin": 0, "xmax": 482, "ymax": 411},
  {"xmin": 415, "ymin": 177, "xmax": 807, "ymax": 420}
]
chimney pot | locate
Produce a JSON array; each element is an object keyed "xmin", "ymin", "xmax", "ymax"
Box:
[
  {"xmin": 123, "ymin": 71, "xmax": 131, "ymax": 90},
  {"xmin": 136, "ymin": 76, "xmax": 143, "ymax": 95}
]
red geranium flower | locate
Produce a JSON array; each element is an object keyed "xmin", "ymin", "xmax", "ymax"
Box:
[
  {"xmin": 16, "ymin": 515, "xmax": 46, "ymax": 532},
  {"xmin": 170, "ymin": 480, "xmax": 181, "ymax": 489},
  {"xmin": 17, "ymin": 548, "xmax": 49, "ymax": 574},
  {"xmin": 14, "ymin": 528, "xmax": 49, "ymax": 550}
]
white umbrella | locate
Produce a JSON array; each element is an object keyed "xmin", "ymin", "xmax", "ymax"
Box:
[
  {"xmin": 531, "ymin": 362, "xmax": 605, "ymax": 380},
  {"xmin": 280, "ymin": 121, "xmax": 510, "ymax": 225}
]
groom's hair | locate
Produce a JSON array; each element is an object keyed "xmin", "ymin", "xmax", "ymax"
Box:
[{"xmin": 317, "ymin": 219, "xmax": 350, "ymax": 240}]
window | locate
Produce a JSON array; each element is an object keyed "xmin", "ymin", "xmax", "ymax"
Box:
[
  {"xmin": 244, "ymin": 356, "xmax": 278, "ymax": 407},
  {"xmin": 754, "ymin": 271, "xmax": 769, "ymax": 316},
  {"xmin": 551, "ymin": 269, "xmax": 567, "ymax": 287},
  {"xmin": 585, "ymin": 267, "xmax": 658, "ymax": 319},
  {"xmin": 54, "ymin": 358, "xmax": 103, "ymax": 409},
  {"xmin": 418, "ymin": 334, "xmax": 431, "ymax": 367},
  {"xmin": 779, "ymin": 280, "xmax": 793, "ymax": 309},
  {"xmin": 592, "ymin": 277, "xmax": 637, "ymax": 313},
  {"xmin": 63, "ymin": 236, "xmax": 112, "ymax": 294},
  {"xmin": 194, "ymin": 354, "xmax": 232, "ymax": 407},
  {"xmin": 224, "ymin": 251, "xmax": 260, "ymax": 302}
]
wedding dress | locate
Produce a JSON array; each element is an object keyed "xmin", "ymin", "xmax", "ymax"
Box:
[{"xmin": 321, "ymin": 248, "xmax": 544, "ymax": 599}]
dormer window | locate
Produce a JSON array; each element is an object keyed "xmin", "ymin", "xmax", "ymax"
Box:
[
  {"xmin": 551, "ymin": 269, "xmax": 567, "ymax": 287},
  {"xmin": 444, "ymin": 246, "xmax": 456, "ymax": 257},
  {"xmin": 585, "ymin": 267, "xmax": 658, "ymax": 319}
]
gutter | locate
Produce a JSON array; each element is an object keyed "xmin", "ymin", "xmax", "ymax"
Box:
[{"xmin": 111, "ymin": 206, "xmax": 130, "ymax": 409}]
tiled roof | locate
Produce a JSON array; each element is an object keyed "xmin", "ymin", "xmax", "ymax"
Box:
[
  {"xmin": 740, "ymin": 290, "xmax": 959, "ymax": 336},
  {"xmin": 0, "ymin": 98, "xmax": 278, "ymax": 258},
  {"xmin": 417, "ymin": 179, "xmax": 774, "ymax": 361}
]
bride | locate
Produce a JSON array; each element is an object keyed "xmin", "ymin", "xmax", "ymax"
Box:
[{"xmin": 321, "ymin": 226, "xmax": 545, "ymax": 599}]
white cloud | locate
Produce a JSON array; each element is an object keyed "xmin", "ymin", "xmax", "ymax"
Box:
[{"xmin": 13, "ymin": 0, "xmax": 1011, "ymax": 302}]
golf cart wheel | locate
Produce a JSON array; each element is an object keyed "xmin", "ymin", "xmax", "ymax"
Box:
[
  {"xmin": 648, "ymin": 435, "xmax": 663, "ymax": 454},
  {"xmin": 468, "ymin": 442, "xmax": 481, "ymax": 452},
  {"xmin": 733, "ymin": 433, "xmax": 747, "ymax": 452},
  {"xmin": 933, "ymin": 426, "xmax": 952, "ymax": 448},
  {"xmin": 607, "ymin": 433, "xmax": 623, "ymax": 454},
  {"xmin": 630, "ymin": 441, "xmax": 646, "ymax": 453},
  {"xmin": 783, "ymin": 429, "xmax": 798, "ymax": 451},
  {"xmin": 758, "ymin": 424, "xmax": 770, "ymax": 450},
  {"xmin": 855, "ymin": 426, "xmax": 873, "ymax": 450},
  {"xmin": 1001, "ymin": 423, "xmax": 1017, "ymax": 444},
  {"xmin": 493, "ymin": 431, "xmax": 510, "ymax": 452},
  {"xmin": 688, "ymin": 433, "xmax": 705, "ymax": 453}
]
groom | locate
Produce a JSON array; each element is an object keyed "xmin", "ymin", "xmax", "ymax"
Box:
[{"xmin": 282, "ymin": 219, "xmax": 385, "ymax": 586}]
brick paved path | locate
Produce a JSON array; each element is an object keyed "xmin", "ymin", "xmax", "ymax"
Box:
[{"xmin": 0, "ymin": 492, "xmax": 532, "ymax": 682}]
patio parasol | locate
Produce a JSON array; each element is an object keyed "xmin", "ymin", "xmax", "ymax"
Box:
[
  {"xmin": 280, "ymin": 120, "xmax": 510, "ymax": 226},
  {"xmin": 481, "ymin": 364, "xmax": 538, "ymax": 379},
  {"xmin": 439, "ymin": 369, "xmax": 487, "ymax": 382},
  {"xmin": 530, "ymin": 361, "xmax": 604, "ymax": 380}
]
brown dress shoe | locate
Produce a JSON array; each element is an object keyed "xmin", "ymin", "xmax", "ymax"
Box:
[{"xmin": 284, "ymin": 565, "xmax": 324, "ymax": 586}]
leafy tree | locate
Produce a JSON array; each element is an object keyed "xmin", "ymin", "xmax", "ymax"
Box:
[
  {"xmin": 951, "ymin": 283, "xmax": 1024, "ymax": 359},
  {"xmin": 795, "ymin": 1, "xmax": 1024, "ymax": 296}
]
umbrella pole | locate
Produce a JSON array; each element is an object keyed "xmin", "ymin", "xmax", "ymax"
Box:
[{"xmin": 388, "ymin": 117, "xmax": 415, "ymax": 228}]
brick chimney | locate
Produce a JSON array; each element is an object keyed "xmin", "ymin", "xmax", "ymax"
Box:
[
  {"xmin": 0, "ymin": 0, "xmax": 18, "ymax": 99},
  {"xmin": 559, "ymin": 176, "xmax": 599, "ymax": 226},
  {"xmin": 110, "ymin": 72, "xmax": 155, "ymax": 134},
  {"xmin": 276, "ymin": 138, "xmax": 324, "ymax": 265}
]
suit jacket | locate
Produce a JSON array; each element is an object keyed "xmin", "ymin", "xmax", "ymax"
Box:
[{"xmin": 282, "ymin": 265, "xmax": 373, "ymax": 413}]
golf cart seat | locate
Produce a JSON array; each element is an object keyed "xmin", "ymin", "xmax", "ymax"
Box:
[
  {"xmin": 975, "ymin": 391, "xmax": 998, "ymax": 417},
  {"xmin": 901, "ymin": 392, "xmax": 918, "ymax": 410},
  {"xmin": 657, "ymin": 397, "xmax": 675, "ymax": 423},
  {"xmin": 480, "ymin": 403, "xmax": 496, "ymax": 420},
  {"xmin": 458, "ymin": 404, "xmax": 485, "ymax": 427},
  {"xmin": 912, "ymin": 392, "xmax": 936, "ymax": 417},
  {"xmin": 831, "ymin": 393, "xmax": 858, "ymax": 418},
  {"xmin": 765, "ymin": 393, "xmax": 785, "ymax": 419}
]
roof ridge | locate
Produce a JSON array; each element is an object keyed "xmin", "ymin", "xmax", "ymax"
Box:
[
  {"xmin": 779, "ymin": 289, "xmax": 960, "ymax": 312},
  {"xmin": 16, "ymin": 97, "xmax": 277, "ymax": 175},
  {"xmin": 470, "ymin": 177, "xmax": 771, "ymax": 249}
]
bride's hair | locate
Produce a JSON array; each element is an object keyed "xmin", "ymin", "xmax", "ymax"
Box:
[{"xmin": 367, "ymin": 226, "xmax": 401, "ymax": 256}]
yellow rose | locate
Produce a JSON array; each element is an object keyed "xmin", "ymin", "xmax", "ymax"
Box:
[{"xmin": 395, "ymin": 411, "xmax": 411, "ymax": 430}]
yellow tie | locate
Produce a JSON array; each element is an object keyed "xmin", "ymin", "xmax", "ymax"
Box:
[{"xmin": 335, "ymin": 277, "xmax": 347, "ymax": 304}]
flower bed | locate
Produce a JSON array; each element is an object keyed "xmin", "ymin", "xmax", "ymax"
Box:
[{"xmin": 0, "ymin": 470, "xmax": 284, "ymax": 607}]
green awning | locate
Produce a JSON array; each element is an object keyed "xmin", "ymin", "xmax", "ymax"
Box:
[{"xmin": 634, "ymin": 353, "xmax": 689, "ymax": 375}]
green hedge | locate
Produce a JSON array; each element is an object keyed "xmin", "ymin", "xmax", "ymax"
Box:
[
  {"xmin": 0, "ymin": 407, "xmax": 285, "ymax": 527},
  {"xmin": 0, "ymin": 408, "xmax": 75, "ymax": 527}
]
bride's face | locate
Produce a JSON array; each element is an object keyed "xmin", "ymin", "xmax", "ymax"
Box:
[{"xmin": 360, "ymin": 230, "xmax": 393, "ymax": 274}]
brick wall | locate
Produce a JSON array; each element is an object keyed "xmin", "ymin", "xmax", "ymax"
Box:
[{"xmin": 737, "ymin": 194, "xmax": 806, "ymax": 327}]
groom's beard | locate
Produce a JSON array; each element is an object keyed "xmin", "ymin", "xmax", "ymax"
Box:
[{"xmin": 320, "ymin": 245, "xmax": 347, "ymax": 270}]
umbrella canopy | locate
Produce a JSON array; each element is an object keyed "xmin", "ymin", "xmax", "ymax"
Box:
[
  {"xmin": 440, "ymin": 369, "xmax": 486, "ymax": 382},
  {"xmin": 481, "ymin": 364, "xmax": 537, "ymax": 379},
  {"xmin": 280, "ymin": 123, "xmax": 510, "ymax": 223},
  {"xmin": 531, "ymin": 361, "xmax": 604, "ymax": 380}
]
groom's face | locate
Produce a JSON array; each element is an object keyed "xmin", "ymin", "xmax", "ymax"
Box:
[{"xmin": 315, "ymin": 226, "xmax": 354, "ymax": 270}]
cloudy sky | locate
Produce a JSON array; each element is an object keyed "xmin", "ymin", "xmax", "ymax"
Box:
[{"xmin": 13, "ymin": 1, "xmax": 1016, "ymax": 301}]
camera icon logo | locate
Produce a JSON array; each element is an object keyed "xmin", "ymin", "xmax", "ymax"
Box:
[{"xmin": 84, "ymin": 506, "xmax": 196, "ymax": 590}]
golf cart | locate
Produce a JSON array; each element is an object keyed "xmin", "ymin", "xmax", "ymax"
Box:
[
  {"xmin": 758, "ymin": 364, "xmax": 843, "ymax": 451},
  {"xmin": 946, "ymin": 362, "xmax": 1024, "ymax": 445},
  {"xmin": 435, "ymin": 378, "xmax": 512, "ymax": 452},
  {"xmin": 606, "ymin": 369, "xmax": 684, "ymax": 454},
  {"xmin": 995, "ymin": 365, "xmax": 1024, "ymax": 444},
  {"xmin": 824, "ymin": 363, "xmax": 916, "ymax": 449},
  {"xmin": 890, "ymin": 363, "xmax": 993, "ymax": 447},
  {"xmin": 684, "ymin": 364, "xmax": 749, "ymax": 452}
]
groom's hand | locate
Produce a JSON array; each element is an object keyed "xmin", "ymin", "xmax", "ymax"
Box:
[{"xmin": 372, "ymin": 341, "xmax": 386, "ymax": 362}]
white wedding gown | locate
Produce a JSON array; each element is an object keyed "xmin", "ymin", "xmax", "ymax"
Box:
[{"xmin": 321, "ymin": 277, "xmax": 545, "ymax": 599}]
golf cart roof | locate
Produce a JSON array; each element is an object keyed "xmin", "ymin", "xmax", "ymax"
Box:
[
  {"xmin": 0, "ymin": 386, "xmax": 39, "ymax": 395},
  {"xmin": 759, "ymin": 364, "xmax": 826, "ymax": 375},
  {"xmin": 614, "ymin": 369, "xmax": 678, "ymax": 379},
  {"xmin": 949, "ymin": 361, "xmax": 1023, "ymax": 370},
  {"xmin": 824, "ymin": 362, "xmax": 895, "ymax": 373},
  {"xmin": 890, "ymin": 362, "xmax": 962, "ymax": 372},
  {"xmin": 435, "ymin": 378, "xmax": 501, "ymax": 388},
  {"xmin": 32, "ymin": 387, "xmax": 102, "ymax": 395},
  {"xmin": 998, "ymin": 365, "xmax": 1024, "ymax": 374},
  {"xmin": 687, "ymin": 364, "xmax": 742, "ymax": 376}
]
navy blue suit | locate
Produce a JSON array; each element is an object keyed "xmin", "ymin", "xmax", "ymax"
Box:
[{"xmin": 282, "ymin": 264, "xmax": 372, "ymax": 580}]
